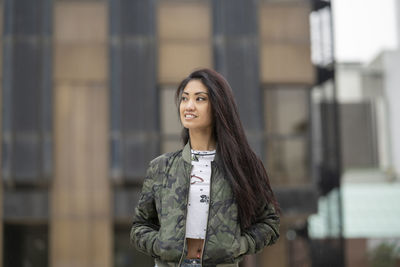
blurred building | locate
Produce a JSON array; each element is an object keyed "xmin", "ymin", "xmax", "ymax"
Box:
[
  {"xmin": 309, "ymin": 60, "xmax": 400, "ymax": 267},
  {"xmin": 0, "ymin": 0, "xmax": 339, "ymax": 267},
  {"xmin": 308, "ymin": 1, "xmax": 400, "ymax": 265}
]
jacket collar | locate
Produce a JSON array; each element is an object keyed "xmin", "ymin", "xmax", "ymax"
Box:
[{"xmin": 182, "ymin": 142, "xmax": 192, "ymax": 164}]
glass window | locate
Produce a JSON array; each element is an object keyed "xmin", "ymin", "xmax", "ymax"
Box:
[
  {"xmin": 264, "ymin": 86, "xmax": 310, "ymax": 186},
  {"xmin": 2, "ymin": 0, "xmax": 52, "ymax": 183},
  {"xmin": 160, "ymin": 86, "xmax": 182, "ymax": 154},
  {"xmin": 266, "ymin": 138, "xmax": 309, "ymax": 186},
  {"xmin": 109, "ymin": 0, "xmax": 158, "ymax": 181},
  {"xmin": 265, "ymin": 88, "xmax": 309, "ymax": 135},
  {"xmin": 160, "ymin": 87, "xmax": 181, "ymax": 136}
]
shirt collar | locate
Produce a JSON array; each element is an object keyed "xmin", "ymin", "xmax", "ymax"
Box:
[{"xmin": 182, "ymin": 141, "xmax": 221, "ymax": 166}]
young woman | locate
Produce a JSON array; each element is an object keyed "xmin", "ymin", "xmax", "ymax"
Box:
[{"xmin": 131, "ymin": 69, "xmax": 280, "ymax": 267}]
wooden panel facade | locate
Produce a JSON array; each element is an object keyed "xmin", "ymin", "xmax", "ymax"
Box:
[
  {"xmin": 158, "ymin": 1, "xmax": 212, "ymax": 84},
  {"xmin": 50, "ymin": 2, "xmax": 111, "ymax": 267},
  {"xmin": 52, "ymin": 84, "xmax": 111, "ymax": 267},
  {"xmin": 260, "ymin": 2, "xmax": 315, "ymax": 84}
]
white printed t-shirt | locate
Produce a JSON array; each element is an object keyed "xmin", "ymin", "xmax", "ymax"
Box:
[{"xmin": 185, "ymin": 149, "xmax": 216, "ymax": 239}]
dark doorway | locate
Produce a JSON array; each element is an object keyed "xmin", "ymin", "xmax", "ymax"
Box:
[{"xmin": 3, "ymin": 224, "xmax": 48, "ymax": 267}]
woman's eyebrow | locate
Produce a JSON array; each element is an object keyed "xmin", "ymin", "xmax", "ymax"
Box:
[{"xmin": 182, "ymin": 91, "xmax": 208, "ymax": 95}]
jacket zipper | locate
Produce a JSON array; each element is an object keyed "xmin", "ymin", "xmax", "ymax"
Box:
[
  {"xmin": 178, "ymin": 163, "xmax": 193, "ymax": 266},
  {"xmin": 200, "ymin": 161, "xmax": 214, "ymax": 266}
]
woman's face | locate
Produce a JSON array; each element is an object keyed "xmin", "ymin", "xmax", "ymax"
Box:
[{"xmin": 179, "ymin": 79, "xmax": 213, "ymax": 132}]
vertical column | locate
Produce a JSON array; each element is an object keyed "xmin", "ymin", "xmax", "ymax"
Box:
[
  {"xmin": 391, "ymin": 0, "xmax": 400, "ymax": 179},
  {"xmin": 0, "ymin": 1, "xmax": 3, "ymax": 263},
  {"xmin": 109, "ymin": 0, "xmax": 158, "ymax": 182},
  {"xmin": 51, "ymin": 2, "xmax": 111, "ymax": 267},
  {"xmin": 397, "ymin": 0, "xmax": 400, "ymax": 49},
  {"xmin": 212, "ymin": 0, "xmax": 263, "ymax": 155},
  {"xmin": 2, "ymin": 0, "xmax": 52, "ymax": 265}
]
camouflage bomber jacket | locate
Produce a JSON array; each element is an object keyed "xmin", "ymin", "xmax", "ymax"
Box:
[{"xmin": 130, "ymin": 142, "xmax": 280, "ymax": 266}]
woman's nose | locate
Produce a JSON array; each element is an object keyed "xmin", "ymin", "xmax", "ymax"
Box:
[{"xmin": 185, "ymin": 99, "xmax": 195, "ymax": 110}]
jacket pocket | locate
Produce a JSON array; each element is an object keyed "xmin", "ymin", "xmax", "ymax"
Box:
[{"xmin": 153, "ymin": 228, "xmax": 185, "ymax": 262}]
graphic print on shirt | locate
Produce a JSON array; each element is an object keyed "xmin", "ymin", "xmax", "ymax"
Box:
[
  {"xmin": 189, "ymin": 150, "xmax": 215, "ymax": 205},
  {"xmin": 190, "ymin": 175, "xmax": 204, "ymax": 185},
  {"xmin": 185, "ymin": 150, "xmax": 215, "ymax": 239},
  {"xmin": 200, "ymin": 195, "xmax": 209, "ymax": 204}
]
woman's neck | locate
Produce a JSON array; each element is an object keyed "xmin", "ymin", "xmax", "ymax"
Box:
[{"xmin": 189, "ymin": 129, "xmax": 216, "ymax": 151}]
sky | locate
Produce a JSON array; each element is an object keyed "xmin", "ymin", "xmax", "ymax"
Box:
[{"xmin": 332, "ymin": 0, "xmax": 398, "ymax": 63}]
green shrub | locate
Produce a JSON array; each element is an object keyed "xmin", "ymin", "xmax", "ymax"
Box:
[{"xmin": 369, "ymin": 243, "xmax": 399, "ymax": 267}]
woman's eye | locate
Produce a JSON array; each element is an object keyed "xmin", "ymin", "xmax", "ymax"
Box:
[
  {"xmin": 197, "ymin": 97, "xmax": 206, "ymax": 101},
  {"xmin": 181, "ymin": 96, "xmax": 188, "ymax": 101}
]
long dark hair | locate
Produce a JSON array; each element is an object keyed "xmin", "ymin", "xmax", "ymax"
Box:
[{"xmin": 175, "ymin": 68, "xmax": 279, "ymax": 229}]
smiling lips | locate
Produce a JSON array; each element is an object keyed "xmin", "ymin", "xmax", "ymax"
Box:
[{"xmin": 184, "ymin": 113, "xmax": 197, "ymax": 119}]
